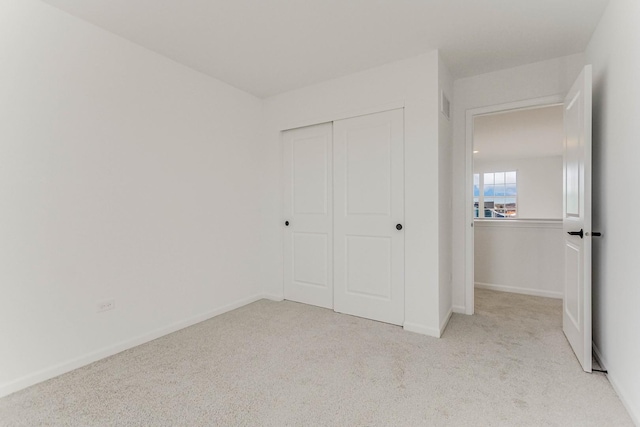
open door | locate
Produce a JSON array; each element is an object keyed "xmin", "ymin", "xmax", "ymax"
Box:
[{"xmin": 562, "ymin": 65, "xmax": 592, "ymax": 372}]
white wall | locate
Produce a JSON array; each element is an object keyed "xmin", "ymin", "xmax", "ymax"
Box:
[
  {"xmin": 473, "ymin": 155, "xmax": 563, "ymax": 301},
  {"xmin": 0, "ymin": 0, "xmax": 263, "ymax": 396},
  {"xmin": 474, "ymin": 156, "xmax": 563, "ymax": 219},
  {"xmin": 452, "ymin": 54, "xmax": 585, "ymax": 312},
  {"xmin": 474, "ymin": 221, "xmax": 563, "ymax": 298},
  {"xmin": 261, "ymin": 52, "xmax": 449, "ymax": 337},
  {"xmin": 438, "ymin": 55, "xmax": 454, "ymax": 332},
  {"xmin": 586, "ymin": 0, "xmax": 640, "ymax": 422}
]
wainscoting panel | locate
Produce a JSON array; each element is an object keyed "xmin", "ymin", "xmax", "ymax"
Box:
[{"xmin": 474, "ymin": 220, "xmax": 563, "ymax": 299}]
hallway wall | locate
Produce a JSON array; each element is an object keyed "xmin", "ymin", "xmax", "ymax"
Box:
[{"xmin": 586, "ymin": 0, "xmax": 640, "ymax": 422}]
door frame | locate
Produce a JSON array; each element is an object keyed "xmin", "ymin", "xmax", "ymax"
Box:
[{"xmin": 464, "ymin": 95, "xmax": 564, "ymax": 315}]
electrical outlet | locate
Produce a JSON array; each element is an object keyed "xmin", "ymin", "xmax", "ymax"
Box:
[{"xmin": 97, "ymin": 299, "xmax": 115, "ymax": 313}]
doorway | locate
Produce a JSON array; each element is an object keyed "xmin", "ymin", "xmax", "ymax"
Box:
[
  {"xmin": 465, "ymin": 67, "xmax": 594, "ymax": 373},
  {"xmin": 472, "ymin": 104, "xmax": 565, "ymax": 303},
  {"xmin": 464, "ymin": 95, "xmax": 565, "ymax": 314}
]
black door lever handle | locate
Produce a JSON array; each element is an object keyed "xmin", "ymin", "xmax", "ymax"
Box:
[{"xmin": 567, "ymin": 229, "xmax": 584, "ymax": 238}]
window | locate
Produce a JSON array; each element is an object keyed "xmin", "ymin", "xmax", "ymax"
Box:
[
  {"xmin": 473, "ymin": 171, "xmax": 517, "ymax": 218},
  {"xmin": 473, "ymin": 173, "xmax": 480, "ymax": 218}
]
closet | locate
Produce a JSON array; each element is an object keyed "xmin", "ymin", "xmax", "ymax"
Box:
[{"xmin": 282, "ymin": 109, "xmax": 405, "ymax": 325}]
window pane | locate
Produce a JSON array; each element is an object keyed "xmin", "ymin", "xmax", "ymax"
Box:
[
  {"xmin": 484, "ymin": 173, "xmax": 494, "ymax": 185},
  {"xmin": 473, "ymin": 173, "xmax": 480, "ymax": 196},
  {"xmin": 477, "ymin": 171, "xmax": 517, "ymax": 220},
  {"xmin": 484, "ymin": 198, "xmax": 494, "ymax": 217}
]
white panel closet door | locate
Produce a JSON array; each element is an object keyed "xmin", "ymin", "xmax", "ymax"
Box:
[
  {"xmin": 333, "ymin": 109, "xmax": 405, "ymax": 325},
  {"xmin": 283, "ymin": 123, "xmax": 333, "ymax": 309}
]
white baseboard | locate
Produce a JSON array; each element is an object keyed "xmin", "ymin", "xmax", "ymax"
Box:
[
  {"xmin": 475, "ymin": 282, "xmax": 562, "ymax": 299},
  {"xmin": 0, "ymin": 293, "xmax": 265, "ymax": 398},
  {"xmin": 261, "ymin": 293, "xmax": 284, "ymax": 302},
  {"xmin": 607, "ymin": 371, "xmax": 640, "ymax": 426},
  {"xmin": 439, "ymin": 308, "xmax": 453, "ymax": 336},
  {"xmin": 403, "ymin": 322, "xmax": 440, "ymax": 338},
  {"xmin": 452, "ymin": 305, "xmax": 466, "ymax": 314},
  {"xmin": 592, "ymin": 342, "xmax": 640, "ymax": 426}
]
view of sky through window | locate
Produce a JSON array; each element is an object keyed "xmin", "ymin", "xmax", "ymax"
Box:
[{"xmin": 474, "ymin": 171, "xmax": 517, "ymax": 218}]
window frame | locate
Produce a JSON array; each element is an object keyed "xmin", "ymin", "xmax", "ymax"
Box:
[{"xmin": 473, "ymin": 170, "xmax": 518, "ymax": 219}]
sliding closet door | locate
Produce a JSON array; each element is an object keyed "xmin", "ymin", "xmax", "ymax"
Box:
[
  {"xmin": 333, "ymin": 109, "xmax": 405, "ymax": 325},
  {"xmin": 283, "ymin": 123, "xmax": 333, "ymax": 309}
]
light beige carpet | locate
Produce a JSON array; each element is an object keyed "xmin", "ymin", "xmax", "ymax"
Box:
[{"xmin": 0, "ymin": 289, "xmax": 633, "ymax": 426}]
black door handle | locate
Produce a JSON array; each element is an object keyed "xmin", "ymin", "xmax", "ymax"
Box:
[
  {"xmin": 396, "ymin": 224, "xmax": 403, "ymax": 231},
  {"xmin": 285, "ymin": 221, "xmax": 290, "ymax": 226},
  {"xmin": 567, "ymin": 229, "xmax": 583, "ymax": 238}
]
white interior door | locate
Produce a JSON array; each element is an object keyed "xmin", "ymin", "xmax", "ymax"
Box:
[
  {"xmin": 283, "ymin": 123, "xmax": 333, "ymax": 309},
  {"xmin": 333, "ymin": 109, "xmax": 404, "ymax": 325},
  {"xmin": 562, "ymin": 65, "xmax": 592, "ymax": 372}
]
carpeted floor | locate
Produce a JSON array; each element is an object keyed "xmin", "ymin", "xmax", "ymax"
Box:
[{"xmin": 0, "ymin": 289, "xmax": 633, "ymax": 426}]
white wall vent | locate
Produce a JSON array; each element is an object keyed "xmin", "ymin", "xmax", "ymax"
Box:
[{"xmin": 441, "ymin": 91, "xmax": 451, "ymax": 120}]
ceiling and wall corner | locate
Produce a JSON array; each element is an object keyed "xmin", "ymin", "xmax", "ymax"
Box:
[{"xmin": 39, "ymin": 0, "xmax": 609, "ymax": 98}]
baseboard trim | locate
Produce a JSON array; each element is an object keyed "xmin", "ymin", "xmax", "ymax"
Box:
[
  {"xmin": 475, "ymin": 282, "xmax": 562, "ymax": 299},
  {"xmin": 439, "ymin": 308, "xmax": 453, "ymax": 336},
  {"xmin": 452, "ymin": 305, "xmax": 466, "ymax": 314},
  {"xmin": 403, "ymin": 322, "xmax": 440, "ymax": 338},
  {"xmin": 261, "ymin": 293, "xmax": 284, "ymax": 302},
  {"xmin": 607, "ymin": 372, "xmax": 640, "ymax": 426},
  {"xmin": 0, "ymin": 293, "xmax": 264, "ymax": 398},
  {"xmin": 592, "ymin": 342, "xmax": 640, "ymax": 426}
]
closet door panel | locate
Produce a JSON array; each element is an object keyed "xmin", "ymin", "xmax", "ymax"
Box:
[
  {"xmin": 333, "ymin": 109, "xmax": 405, "ymax": 325},
  {"xmin": 283, "ymin": 123, "xmax": 333, "ymax": 309}
]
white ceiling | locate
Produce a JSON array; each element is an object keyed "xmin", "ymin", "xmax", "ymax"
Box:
[
  {"xmin": 473, "ymin": 105, "xmax": 564, "ymax": 161},
  {"xmin": 40, "ymin": 0, "xmax": 609, "ymax": 98}
]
